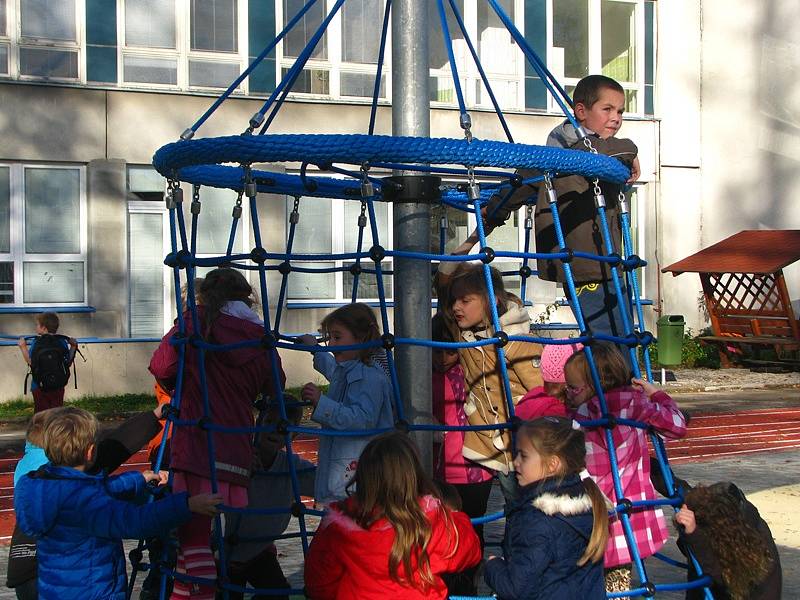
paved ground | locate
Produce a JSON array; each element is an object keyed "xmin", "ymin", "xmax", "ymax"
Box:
[{"xmin": 0, "ymin": 385, "xmax": 797, "ymax": 598}]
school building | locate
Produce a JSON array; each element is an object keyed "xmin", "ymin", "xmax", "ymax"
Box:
[{"xmin": 0, "ymin": 0, "xmax": 797, "ymax": 400}]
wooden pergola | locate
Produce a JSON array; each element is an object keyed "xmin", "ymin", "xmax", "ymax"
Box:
[{"xmin": 663, "ymin": 230, "xmax": 800, "ymax": 367}]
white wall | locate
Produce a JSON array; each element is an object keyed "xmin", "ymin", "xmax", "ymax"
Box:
[{"xmin": 655, "ymin": 0, "xmax": 800, "ymax": 332}]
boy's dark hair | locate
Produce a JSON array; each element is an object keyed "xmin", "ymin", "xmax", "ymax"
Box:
[
  {"xmin": 43, "ymin": 407, "xmax": 98, "ymax": 467},
  {"xmin": 36, "ymin": 312, "xmax": 59, "ymax": 334},
  {"xmin": 573, "ymin": 75, "xmax": 625, "ymax": 109},
  {"xmin": 431, "ymin": 313, "xmax": 455, "ymax": 344}
]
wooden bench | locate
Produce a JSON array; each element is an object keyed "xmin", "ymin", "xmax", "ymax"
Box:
[{"xmin": 663, "ymin": 230, "xmax": 800, "ymax": 368}]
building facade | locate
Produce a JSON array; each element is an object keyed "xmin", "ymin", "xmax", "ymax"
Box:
[{"xmin": 0, "ymin": 0, "xmax": 797, "ymax": 400}]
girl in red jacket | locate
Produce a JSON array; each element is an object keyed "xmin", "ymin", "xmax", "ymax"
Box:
[
  {"xmin": 149, "ymin": 268, "xmax": 285, "ymax": 600},
  {"xmin": 304, "ymin": 432, "xmax": 482, "ymax": 600}
]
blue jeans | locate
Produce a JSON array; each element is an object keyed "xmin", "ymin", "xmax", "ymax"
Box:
[{"xmin": 574, "ymin": 280, "xmax": 635, "ymax": 370}]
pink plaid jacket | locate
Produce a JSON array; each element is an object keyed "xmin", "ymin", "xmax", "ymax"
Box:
[{"xmin": 573, "ymin": 388, "xmax": 687, "ymax": 567}]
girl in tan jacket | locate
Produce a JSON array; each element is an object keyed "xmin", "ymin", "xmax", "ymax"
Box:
[{"xmin": 438, "ymin": 264, "xmax": 543, "ymax": 474}]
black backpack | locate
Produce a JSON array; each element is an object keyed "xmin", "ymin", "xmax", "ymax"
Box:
[{"xmin": 27, "ymin": 334, "xmax": 72, "ymax": 392}]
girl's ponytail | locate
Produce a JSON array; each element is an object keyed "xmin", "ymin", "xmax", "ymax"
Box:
[
  {"xmin": 578, "ymin": 477, "xmax": 610, "ymax": 566},
  {"xmin": 520, "ymin": 417, "xmax": 610, "ymax": 566}
]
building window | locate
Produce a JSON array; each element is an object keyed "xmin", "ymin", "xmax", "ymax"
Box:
[
  {"xmin": 278, "ymin": 0, "xmax": 387, "ymax": 102},
  {"xmin": 550, "ymin": 0, "xmax": 644, "ymax": 113},
  {"xmin": 285, "ymin": 194, "xmax": 392, "ymax": 302},
  {"xmin": 0, "ymin": 164, "xmax": 86, "ymax": 305},
  {"xmin": 432, "ymin": 199, "xmax": 524, "ymax": 302},
  {"xmin": 120, "ymin": 0, "xmax": 246, "ymax": 91},
  {"xmin": 7, "ymin": 0, "xmax": 81, "ymax": 80},
  {"xmin": 428, "ymin": 0, "xmax": 522, "ymax": 110},
  {"xmin": 127, "ymin": 166, "xmax": 251, "ymax": 336}
]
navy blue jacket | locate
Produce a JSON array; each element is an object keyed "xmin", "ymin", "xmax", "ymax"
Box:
[
  {"xmin": 484, "ymin": 474, "xmax": 605, "ymax": 600},
  {"xmin": 14, "ymin": 464, "xmax": 191, "ymax": 600}
]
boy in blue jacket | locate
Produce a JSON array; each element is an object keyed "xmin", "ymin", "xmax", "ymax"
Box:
[{"xmin": 14, "ymin": 407, "xmax": 221, "ymax": 600}]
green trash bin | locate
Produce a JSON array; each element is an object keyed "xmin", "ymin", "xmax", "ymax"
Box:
[{"xmin": 657, "ymin": 315, "xmax": 685, "ymax": 365}]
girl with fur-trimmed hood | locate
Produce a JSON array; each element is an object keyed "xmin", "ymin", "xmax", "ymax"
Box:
[{"xmin": 485, "ymin": 417, "xmax": 608, "ymax": 599}]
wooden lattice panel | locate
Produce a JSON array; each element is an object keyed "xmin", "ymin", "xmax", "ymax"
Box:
[{"xmin": 701, "ymin": 270, "xmax": 800, "ymax": 340}]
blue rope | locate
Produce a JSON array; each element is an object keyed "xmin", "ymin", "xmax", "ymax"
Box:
[
  {"xmin": 148, "ymin": 3, "xmax": 703, "ymax": 597},
  {"xmin": 435, "ymin": 0, "xmax": 468, "ymax": 120},
  {"xmin": 446, "ymin": 0, "xmax": 514, "ymax": 142},
  {"xmin": 368, "ymin": 0, "xmax": 392, "ymax": 136},
  {"xmin": 153, "ymin": 134, "xmax": 632, "ymax": 184}
]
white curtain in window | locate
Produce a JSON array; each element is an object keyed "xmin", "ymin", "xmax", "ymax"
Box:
[
  {"xmin": 123, "ymin": 55, "xmax": 178, "ymax": 84},
  {"xmin": 129, "ymin": 213, "xmax": 164, "ymax": 336},
  {"xmin": 23, "ymin": 261, "xmax": 84, "ymax": 302},
  {"xmin": 341, "ymin": 0, "xmax": 382, "ymax": 64},
  {"xmin": 129, "ymin": 166, "xmax": 165, "ymax": 193},
  {"xmin": 191, "ymin": 0, "xmax": 238, "ymax": 53},
  {"xmin": 25, "ymin": 168, "xmax": 80, "ymax": 254},
  {"xmin": 125, "ymin": 0, "xmax": 176, "ymax": 49},
  {"xmin": 184, "ymin": 186, "xmax": 243, "ymax": 254},
  {"xmin": 601, "ymin": 0, "xmax": 636, "ymax": 83},
  {"xmin": 283, "ymin": 0, "xmax": 326, "ymax": 59},
  {"xmin": 287, "ymin": 197, "xmax": 333, "ymax": 299},
  {"xmin": 428, "ymin": 0, "xmax": 464, "ymax": 72},
  {"xmin": 343, "ymin": 201, "xmax": 388, "ymax": 252},
  {"xmin": 21, "ymin": 0, "xmax": 76, "ymax": 40},
  {"xmin": 553, "ymin": 0, "xmax": 589, "ymax": 79},
  {"xmin": 188, "ymin": 59, "xmax": 241, "ymax": 88},
  {"xmin": 0, "ymin": 167, "xmax": 9, "ymax": 253},
  {"xmin": 477, "ymin": 0, "xmax": 516, "ymax": 75}
]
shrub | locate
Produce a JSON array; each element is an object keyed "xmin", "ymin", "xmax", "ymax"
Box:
[{"xmin": 641, "ymin": 328, "xmax": 720, "ymax": 369}]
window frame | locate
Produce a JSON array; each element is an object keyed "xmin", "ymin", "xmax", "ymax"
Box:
[
  {"xmin": 283, "ymin": 180, "xmax": 395, "ymax": 305},
  {"xmin": 126, "ymin": 165, "xmax": 253, "ymax": 336},
  {"xmin": 275, "ymin": 0, "xmax": 392, "ymax": 102},
  {"xmin": 3, "ymin": 0, "xmax": 84, "ymax": 82},
  {"xmin": 428, "ymin": 0, "xmax": 526, "ymax": 111},
  {"xmin": 0, "ymin": 162, "xmax": 88, "ymax": 307},
  {"xmin": 546, "ymin": 0, "xmax": 646, "ymax": 115},
  {"xmin": 117, "ymin": 0, "xmax": 249, "ymax": 93}
]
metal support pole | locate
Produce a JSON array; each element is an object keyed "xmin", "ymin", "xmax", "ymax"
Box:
[{"xmin": 392, "ymin": 0, "xmax": 432, "ymax": 473}]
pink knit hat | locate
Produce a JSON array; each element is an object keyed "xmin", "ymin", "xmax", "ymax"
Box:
[{"xmin": 540, "ymin": 342, "xmax": 584, "ymax": 383}]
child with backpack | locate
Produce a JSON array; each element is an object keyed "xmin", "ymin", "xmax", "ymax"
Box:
[{"xmin": 17, "ymin": 312, "xmax": 78, "ymax": 412}]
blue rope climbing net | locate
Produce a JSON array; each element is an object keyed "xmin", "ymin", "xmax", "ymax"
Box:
[{"xmin": 137, "ymin": 1, "xmax": 713, "ymax": 598}]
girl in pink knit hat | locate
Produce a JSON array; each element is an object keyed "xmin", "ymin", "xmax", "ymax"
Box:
[{"xmin": 515, "ymin": 341, "xmax": 583, "ymax": 421}]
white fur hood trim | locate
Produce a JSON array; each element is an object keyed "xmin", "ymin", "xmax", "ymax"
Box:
[{"xmin": 532, "ymin": 492, "xmax": 593, "ymax": 516}]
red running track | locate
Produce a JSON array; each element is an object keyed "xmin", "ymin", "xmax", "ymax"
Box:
[{"xmin": 0, "ymin": 408, "xmax": 797, "ymax": 543}]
